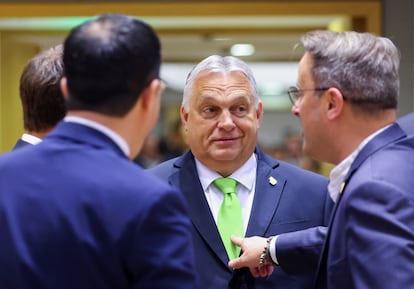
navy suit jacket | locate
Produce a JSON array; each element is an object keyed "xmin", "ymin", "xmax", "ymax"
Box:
[
  {"xmin": 0, "ymin": 121, "xmax": 198, "ymax": 289},
  {"xmin": 277, "ymin": 120, "xmax": 414, "ymax": 278},
  {"xmin": 12, "ymin": 138, "xmax": 32, "ymax": 150},
  {"xmin": 313, "ymin": 123, "xmax": 414, "ymax": 289},
  {"xmin": 149, "ymin": 147, "xmax": 332, "ymax": 289},
  {"xmin": 397, "ymin": 111, "xmax": 414, "ymax": 135}
]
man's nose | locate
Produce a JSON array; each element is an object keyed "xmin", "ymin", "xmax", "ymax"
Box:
[
  {"xmin": 291, "ymin": 104, "xmax": 300, "ymax": 117},
  {"xmin": 218, "ymin": 110, "xmax": 235, "ymax": 129}
]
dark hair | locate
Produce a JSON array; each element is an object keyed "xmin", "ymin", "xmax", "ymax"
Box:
[
  {"xmin": 63, "ymin": 13, "xmax": 161, "ymax": 116},
  {"xmin": 19, "ymin": 44, "xmax": 66, "ymax": 132}
]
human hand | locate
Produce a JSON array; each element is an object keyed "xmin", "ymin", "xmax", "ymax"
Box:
[
  {"xmin": 249, "ymin": 264, "xmax": 274, "ymax": 278},
  {"xmin": 227, "ymin": 235, "xmax": 275, "ymax": 277}
]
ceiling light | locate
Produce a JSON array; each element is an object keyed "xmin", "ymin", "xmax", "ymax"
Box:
[{"xmin": 230, "ymin": 44, "xmax": 255, "ymax": 56}]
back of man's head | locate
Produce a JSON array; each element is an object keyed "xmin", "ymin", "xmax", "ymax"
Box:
[
  {"xmin": 19, "ymin": 44, "xmax": 66, "ymax": 133},
  {"xmin": 63, "ymin": 13, "xmax": 161, "ymax": 117}
]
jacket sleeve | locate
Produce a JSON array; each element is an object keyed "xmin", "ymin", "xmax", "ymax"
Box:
[{"xmin": 276, "ymin": 226, "xmax": 327, "ymax": 274}]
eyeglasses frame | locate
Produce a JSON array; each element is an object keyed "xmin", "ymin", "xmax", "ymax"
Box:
[{"xmin": 287, "ymin": 86, "xmax": 330, "ymax": 105}]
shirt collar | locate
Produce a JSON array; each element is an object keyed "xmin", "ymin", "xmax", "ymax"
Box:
[
  {"xmin": 21, "ymin": 133, "xmax": 42, "ymax": 145},
  {"xmin": 64, "ymin": 116, "xmax": 130, "ymax": 157},
  {"xmin": 328, "ymin": 124, "xmax": 391, "ymax": 202},
  {"xmin": 195, "ymin": 153, "xmax": 257, "ymax": 192}
]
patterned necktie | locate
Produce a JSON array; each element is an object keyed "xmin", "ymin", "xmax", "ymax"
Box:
[{"xmin": 214, "ymin": 177, "xmax": 244, "ymax": 260}]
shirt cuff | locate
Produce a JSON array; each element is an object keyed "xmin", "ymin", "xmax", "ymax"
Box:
[{"xmin": 268, "ymin": 235, "xmax": 279, "ymax": 265}]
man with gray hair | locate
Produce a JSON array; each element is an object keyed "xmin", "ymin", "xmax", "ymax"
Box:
[
  {"xmin": 229, "ymin": 30, "xmax": 414, "ymax": 289},
  {"xmin": 149, "ymin": 54, "xmax": 333, "ymax": 289}
]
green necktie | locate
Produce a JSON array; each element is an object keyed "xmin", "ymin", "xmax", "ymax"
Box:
[{"xmin": 213, "ymin": 177, "xmax": 244, "ymax": 260}]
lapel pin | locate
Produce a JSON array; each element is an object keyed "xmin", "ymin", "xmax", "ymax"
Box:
[
  {"xmin": 269, "ymin": 176, "xmax": 277, "ymax": 186},
  {"xmin": 339, "ymin": 182, "xmax": 346, "ymax": 194}
]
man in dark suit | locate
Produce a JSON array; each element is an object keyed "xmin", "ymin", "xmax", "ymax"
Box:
[
  {"xmin": 13, "ymin": 44, "xmax": 66, "ymax": 149},
  {"xmin": 229, "ymin": 30, "xmax": 414, "ymax": 289},
  {"xmin": 148, "ymin": 55, "xmax": 333, "ymax": 289},
  {"xmin": 230, "ymin": 116, "xmax": 414, "ymax": 275},
  {"xmin": 0, "ymin": 13, "xmax": 198, "ymax": 289}
]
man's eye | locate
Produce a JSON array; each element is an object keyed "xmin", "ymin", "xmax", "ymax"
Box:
[
  {"xmin": 204, "ymin": 106, "xmax": 217, "ymax": 113},
  {"xmin": 200, "ymin": 106, "xmax": 218, "ymax": 118},
  {"xmin": 233, "ymin": 105, "xmax": 248, "ymax": 115},
  {"xmin": 238, "ymin": 105, "xmax": 247, "ymax": 112}
]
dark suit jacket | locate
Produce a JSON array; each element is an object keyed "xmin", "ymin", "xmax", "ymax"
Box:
[
  {"xmin": 277, "ymin": 120, "xmax": 414, "ymax": 277},
  {"xmin": 0, "ymin": 121, "xmax": 198, "ymax": 289},
  {"xmin": 313, "ymin": 123, "xmax": 414, "ymax": 289},
  {"xmin": 397, "ymin": 111, "xmax": 414, "ymax": 135},
  {"xmin": 149, "ymin": 147, "xmax": 332, "ymax": 289},
  {"xmin": 12, "ymin": 138, "xmax": 32, "ymax": 150}
]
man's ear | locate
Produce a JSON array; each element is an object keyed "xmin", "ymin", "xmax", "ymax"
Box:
[
  {"xmin": 325, "ymin": 87, "xmax": 345, "ymax": 120},
  {"xmin": 60, "ymin": 77, "xmax": 69, "ymax": 100},
  {"xmin": 139, "ymin": 79, "xmax": 162, "ymax": 109},
  {"xmin": 256, "ymin": 100, "xmax": 264, "ymax": 126},
  {"xmin": 180, "ymin": 105, "xmax": 189, "ymax": 130},
  {"xmin": 180, "ymin": 105, "xmax": 188, "ymax": 122}
]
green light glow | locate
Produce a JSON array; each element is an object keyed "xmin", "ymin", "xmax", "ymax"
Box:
[{"xmin": 0, "ymin": 17, "xmax": 93, "ymax": 30}]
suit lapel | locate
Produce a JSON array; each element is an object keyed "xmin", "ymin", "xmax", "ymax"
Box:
[
  {"xmin": 168, "ymin": 152, "xmax": 231, "ymax": 269},
  {"xmin": 313, "ymin": 123, "xmax": 406, "ymax": 289},
  {"xmin": 312, "ymin": 181, "xmax": 345, "ymax": 289},
  {"xmin": 245, "ymin": 157, "xmax": 285, "ymax": 237}
]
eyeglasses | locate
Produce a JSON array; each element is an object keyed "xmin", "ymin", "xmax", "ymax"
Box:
[{"xmin": 287, "ymin": 86, "xmax": 329, "ymax": 105}]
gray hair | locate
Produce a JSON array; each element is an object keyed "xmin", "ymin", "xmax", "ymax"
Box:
[
  {"xmin": 301, "ymin": 30, "xmax": 400, "ymax": 110},
  {"xmin": 182, "ymin": 55, "xmax": 259, "ymax": 112}
]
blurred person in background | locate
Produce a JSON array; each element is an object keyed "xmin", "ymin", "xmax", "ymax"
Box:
[{"xmin": 13, "ymin": 44, "xmax": 66, "ymax": 149}]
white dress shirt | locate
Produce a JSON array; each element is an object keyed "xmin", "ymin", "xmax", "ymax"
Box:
[{"xmin": 195, "ymin": 154, "xmax": 257, "ymax": 234}]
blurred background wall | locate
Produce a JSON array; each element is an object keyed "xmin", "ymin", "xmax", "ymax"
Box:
[{"xmin": 0, "ymin": 0, "xmax": 412, "ymax": 175}]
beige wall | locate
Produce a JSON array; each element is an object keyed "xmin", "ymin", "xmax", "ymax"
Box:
[
  {"xmin": 0, "ymin": 33, "xmax": 42, "ymax": 151},
  {"xmin": 0, "ymin": 1, "xmax": 382, "ymax": 153}
]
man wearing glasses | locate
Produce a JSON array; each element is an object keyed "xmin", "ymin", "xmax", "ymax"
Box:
[{"xmin": 229, "ymin": 30, "xmax": 414, "ymax": 289}]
